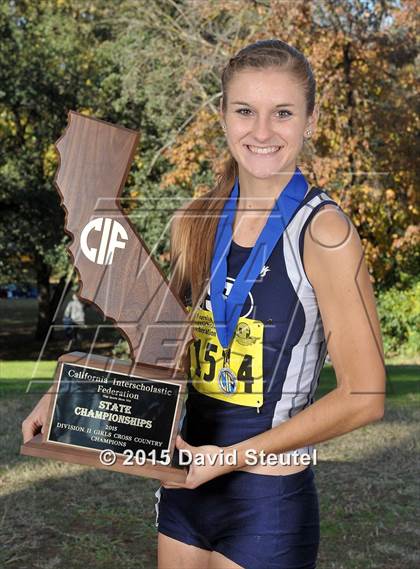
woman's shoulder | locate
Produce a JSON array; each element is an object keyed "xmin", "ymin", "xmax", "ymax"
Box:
[
  {"xmin": 307, "ymin": 203, "xmax": 352, "ymax": 247},
  {"xmin": 300, "ymin": 185, "xmax": 360, "ymax": 272},
  {"xmin": 303, "ymin": 190, "xmax": 361, "ymax": 279}
]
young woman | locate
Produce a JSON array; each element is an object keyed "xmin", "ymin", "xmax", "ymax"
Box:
[{"xmin": 155, "ymin": 40, "xmax": 385, "ymax": 569}]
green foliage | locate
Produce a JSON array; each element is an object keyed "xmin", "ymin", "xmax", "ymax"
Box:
[
  {"xmin": 127, "ymin": 172, "xmax": 191, "ymax": 276},
  {"xmin": 0, "ymin": 1, "xmax": 95, "ymax": 282},
  {"xmin": 0, "ymin": 1, "xmax": 135, "ymax": 333},
  {"xmin": 377, "ymin": 280, "xmax": 420, "ymax": 358}
]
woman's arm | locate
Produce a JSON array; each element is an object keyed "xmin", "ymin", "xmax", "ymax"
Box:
[{"xmin": 229, "ymin": 205, "xmax": 386, "ymax": 468}]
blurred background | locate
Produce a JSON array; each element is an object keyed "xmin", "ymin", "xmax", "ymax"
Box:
[{"xmin": 0, "ymin": 1, "xmax": 418, "ymax": 568}]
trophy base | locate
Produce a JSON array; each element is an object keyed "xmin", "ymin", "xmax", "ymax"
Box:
[
  {"xmin": 20, "ymin": 351, "xmax": 188, "ymax": 483},
  {"xmin": 21, "ymin": 434, "xmax": 187, "ymax": 482}
]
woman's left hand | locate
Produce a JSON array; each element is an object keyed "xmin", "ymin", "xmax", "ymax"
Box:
[{"xmin": 162, "ymin": 435, "xmax": 233, "ymax": 490}]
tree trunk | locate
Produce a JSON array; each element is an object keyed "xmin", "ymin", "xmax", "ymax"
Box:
[
  {"xmin": 35, "ymin": 258, "xmax": 52, "ymax": 340},
  {"xmin": 50, "ymin": 275, "xmax": 71, "ymax": 323}
]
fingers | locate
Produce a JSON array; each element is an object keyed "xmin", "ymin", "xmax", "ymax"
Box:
[
  {"xmin": 21, "ymin": 392, "xmax": 52, "ymax": 443},
  {"xmin": 22, "ymin": 418, "xmax": 38, "ymax": 444},
  {"xmin": 161, "ymin": 482, "xmax": 186, "ymax": 489}
]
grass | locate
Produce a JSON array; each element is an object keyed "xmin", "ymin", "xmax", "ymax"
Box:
[
  {"xmin": 316, "ymin": 364, "xmax": 419, "ymax": 404},
  {"xmin": 1, "ymin": 297, "xmax": 419, "ymax": 568},
  {"xmin": 0, "ymin": 361, "xmax": 419, "ymax": 568},
  {"xmin": 0, "ymin": 360, "xmax": 56, "ymax": 396}
]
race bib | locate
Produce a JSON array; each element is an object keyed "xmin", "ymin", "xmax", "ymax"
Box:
[{"xmin": 187, "ymin": 307, "xmax": 264, "ymax": 409}]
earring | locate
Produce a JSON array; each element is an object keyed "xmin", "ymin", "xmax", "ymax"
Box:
[
  {"xmin": 305, "ymin": 129, "xmax": 312, "ymax": 138},
  {"xmin": 222, "ymin": 123, "xmax": 227, "ymax": 132}
]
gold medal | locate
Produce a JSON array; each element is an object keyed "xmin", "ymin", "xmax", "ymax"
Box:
[{"xmin": 217, "ymin": 347, "xmax": 238, "ymax": 394}]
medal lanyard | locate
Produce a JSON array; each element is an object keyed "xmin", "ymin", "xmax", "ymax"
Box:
[{"xmin": 210, "ymin": 166, "xmax": 308, "ymax": 350}]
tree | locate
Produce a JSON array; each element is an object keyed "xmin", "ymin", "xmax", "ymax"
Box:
[
  {"xmin": 113, "ymin": 0, "xmax": 419, "ymax": 290},
  {"xmin": 0, "ymin": 0, "xmax": 126, "ymax": 337}
]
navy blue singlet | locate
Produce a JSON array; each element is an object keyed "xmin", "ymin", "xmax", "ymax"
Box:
[{"xmin": 180, "ymin": 184, "xmax": 341, "ymax": 457}]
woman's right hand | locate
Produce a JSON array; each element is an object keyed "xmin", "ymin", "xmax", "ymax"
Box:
[{"xmin": 21, "ymin": 388, "xmax": 53, "ymax": 444}]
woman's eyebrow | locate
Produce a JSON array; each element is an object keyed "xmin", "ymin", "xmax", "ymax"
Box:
[{"xmin": 231, "ymin": 101, "xmax": 295, "ymax": 107}]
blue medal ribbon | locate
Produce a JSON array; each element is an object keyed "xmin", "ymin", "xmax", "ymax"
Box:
[{"xmin": 210, "ymin": 166, "xmax": 309, "ymax": 349}]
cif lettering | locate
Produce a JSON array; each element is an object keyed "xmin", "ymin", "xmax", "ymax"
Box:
[{"xmin": 80, "ymin": 218, "xmax": 128, "ymax": 265}]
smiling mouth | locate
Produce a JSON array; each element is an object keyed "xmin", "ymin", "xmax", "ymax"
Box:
[{"xmin": 246, "ymin": 144, "xmax": 284, "ymax": 155}]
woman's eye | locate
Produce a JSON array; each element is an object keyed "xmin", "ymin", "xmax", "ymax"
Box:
[
  {"xmin": 277, "ymin": 110, "xmax": 292, "ymax": 118},
  {"xmin": 235, "ymin": 109, "xmax": 292, "ymax": 118},
  {"xmin": 236, "ymin": 108, "xmax": 252, "ymax": 116}
]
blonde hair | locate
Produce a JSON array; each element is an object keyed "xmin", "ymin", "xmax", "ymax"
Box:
[{"xmin": 170, "ymin": 39, "xmax": 316, "ymax": 312}]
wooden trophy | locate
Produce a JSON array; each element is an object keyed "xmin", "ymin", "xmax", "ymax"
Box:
[{"xmin": 20, "ymin": 112, "xmax": 192, "ymax": 482}]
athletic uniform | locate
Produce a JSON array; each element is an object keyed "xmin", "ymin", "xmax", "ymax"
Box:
[{"xmin": 155, "ymin": 182, "xmax": 341, "ymax": 569}]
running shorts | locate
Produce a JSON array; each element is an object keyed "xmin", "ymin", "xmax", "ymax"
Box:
[{"xmin": 155, "ymin": 466, "xmax": 320, "ymax": 569}]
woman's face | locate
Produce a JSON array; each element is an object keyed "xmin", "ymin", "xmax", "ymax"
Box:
[{"xmin": 221, "ymin": 67, "xmax": 315, "ymax": 180}]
